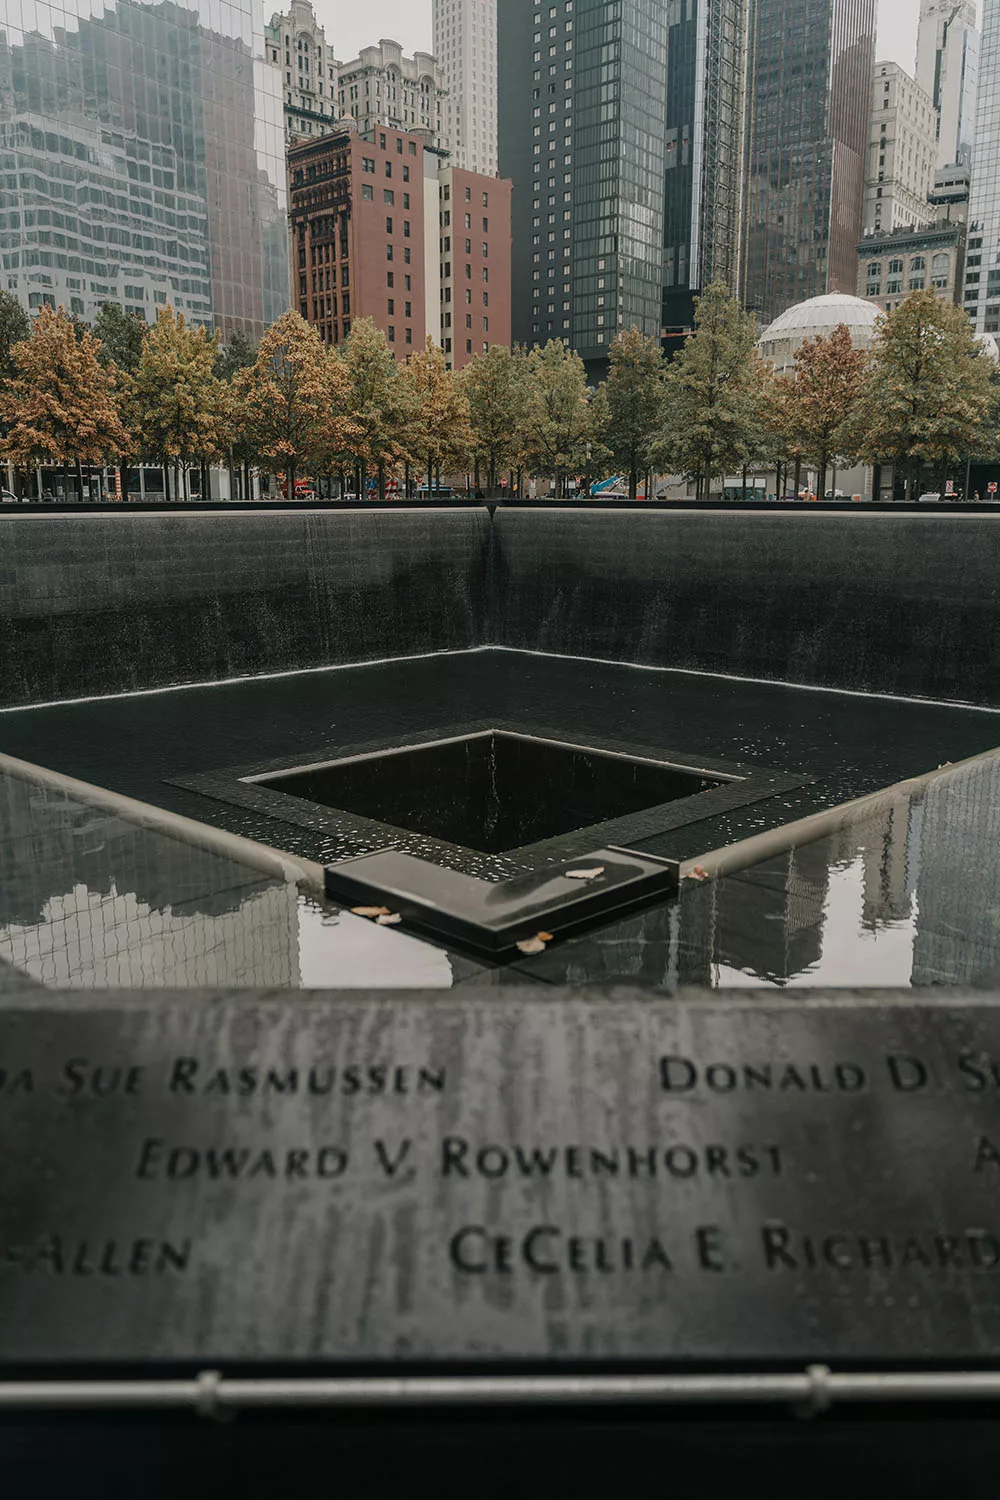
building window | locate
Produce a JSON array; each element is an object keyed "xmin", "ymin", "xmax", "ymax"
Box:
[
  {"xmin": 405, "ymin": 328, "xmax": 412, "ymax": 344},
  {"xmin": 388, "ymin": 299, "xmax": 395, "ymax": 314},
  {"xmin": 886, "ymin": 278, "xmax": 902, "ymax": 294},
  {"xmin": 888, "ymin": 259, "xmax": 903, "ymax": 274},
  {"xmin": 387, "ymin": 245, "xmax": 394, "ymax": 260},
  {"xmin": 404, "ymin": 248, "xmax": 411, "ymax": 263},
  {"xmin": 384, "ymin": 189, "xmax": 394, "ymax": 205},
  {"xmin": 404, "ymin": 221, "xmax": 411, "ymax": 237},
  {"xmin": 362, "ymin": 157, "xmax": 375, "ymax": 172},
  {"xmin": 867, "ymin": 261, "xmax": 880, "ymax": 277},
  {"xmin": 388, "ymin": 326, "xmax": 395, "ymax": 342},
  {"xmin": 386, "ymin": 217, "xmax": 393, "ymax": 233},
  {"xmin": 466, "ymin": 339, "xmax": 472, "ymax": 353},
  {"xmin": 362, "ymin": 184, "xmax": 374, "ymax": 199},
  {"xmin": 387, "ymin": 271, "xmax": 394, "ymax": 287},
  {"xmin": 866, "ymin": 282, "xmax": 881, "ymax": 297}
]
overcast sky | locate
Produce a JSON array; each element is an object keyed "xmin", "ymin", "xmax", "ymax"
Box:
[{"xmin": 320, "ymin": 0, "xmax": 920, "ymax": 73}]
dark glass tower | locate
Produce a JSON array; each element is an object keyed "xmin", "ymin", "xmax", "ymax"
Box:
[
  {"xmin": 499, "ymin": 0, "xmax": 668, "ymax": 373},
  {"xmin": 740, "ymin": 0, "xmax": 876, "ymax": 322},
  {"xmin": 0, "ymin": 0, "xmax": 288, "ymax": 338},
  {"xmin": 662, "ymin": 0, "xmax": 750, "ymax": 337}
]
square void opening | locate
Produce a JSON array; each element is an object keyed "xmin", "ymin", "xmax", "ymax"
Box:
[{"xmin": 254, "ymin": 731, "xmax": 726, "ymax": 855}]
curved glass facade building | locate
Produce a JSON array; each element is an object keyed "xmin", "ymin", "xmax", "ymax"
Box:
[{"xmin": 0, "ymin": 0, "xmax": 288, "ymax": 338}]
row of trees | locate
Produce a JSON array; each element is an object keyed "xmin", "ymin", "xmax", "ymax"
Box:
[{"xmin": 1, "ymin": 284, "xmax": 996, "ymax": 502}]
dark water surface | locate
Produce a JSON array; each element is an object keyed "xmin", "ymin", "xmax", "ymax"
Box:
[
  {"xmin": 2, "ymin": 650, "xmax": 998, "ymax": 992},
  {"xmin": 2, "ymin": 648, "xmax": 997, "ymax": 865}
]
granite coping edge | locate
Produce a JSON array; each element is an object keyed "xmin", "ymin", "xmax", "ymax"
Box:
[{"xmin": 2, "ymin": 984, "xmax": 999, "ymax": 1010}]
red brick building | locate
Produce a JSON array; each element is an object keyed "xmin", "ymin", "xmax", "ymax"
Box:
[
  {"xmin": 438, "ymin": 165, "xmax": 512, "ymax": 370},
  {"xmin": 288, "ymin": 124, "xmax": 510, "ymax": 367}
]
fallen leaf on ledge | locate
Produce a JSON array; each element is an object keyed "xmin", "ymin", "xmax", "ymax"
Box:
[
  {"xmin": 688, "ymin": 866, "xmax": 710, "ymax": 882},
  {"xmin": 351, "ymin": 905, "xmax": 391, "ymax": 918},
  {"xmin": 565, "ymin": 866, "xmax": 605, "ymax": 880},
  {"xmin": 376, "ymin": 912, "xmax": 402, "ymax": 926},
  {"xmin": 536, "ymin": 931, "xmax": 554, "ymax": 942},
  {"xmin": 516, "ymin": 936, "xmax": 548, "ymax": 955}
]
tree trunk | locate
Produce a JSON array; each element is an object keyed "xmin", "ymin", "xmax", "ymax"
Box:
[
  {"xmin": 792, "ymin": 456, "xmax": 802, "ymax": 503},
  {"xmin": 163, "ymin": 464, "xmax": 171, "ymax": 504},
  {"xmin": 286, "ymin": 463, "xmax": 295, "ymax": 503},
  {"xmin": 818, "ymin": 451, "xmax": 827, "ymax": 502},
  {"xmin": 377, "ymin": 463, "xmax": 385, "ymax": 501},
  {"xmin": 741, "ymin": 464, "xmax": 747, "ymax": 503}
]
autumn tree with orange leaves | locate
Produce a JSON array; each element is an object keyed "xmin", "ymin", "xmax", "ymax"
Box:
[
  {"xmin": 235, "ymin": 311, "xmax": 356, "ymax": 499},
  {"xmin": 0, "ymin": 304, "xmax": 129, "ymax": 497},
  {"xmin": 771, "ymin": 323, "xmax": 867, "ymax": 500}
]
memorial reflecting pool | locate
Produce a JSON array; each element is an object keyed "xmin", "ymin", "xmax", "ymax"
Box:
[{"xmin": 2, "ymin": 651, "xmax": 998, "ymax": 992}]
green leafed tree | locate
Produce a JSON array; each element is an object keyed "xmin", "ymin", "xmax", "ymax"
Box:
[
  {"xmin": 522, "ymin": 339, "xmax": 593, "ymax": 497},
  {"xmin": 0, "ymin": 292, "xmax": 31, "ymax": 383},
  {"xmin": 846, "ymin": 290, "xmax": 997, "ymax": 499},
  {"xmin": 600, "ymin": 326, "xmax": 666, "ymax": 499},
  {"xmin": 215, "ymin": 327, "xmax": 258, "ymax": 381},
  {"xmin": 340, "ymin": 317, "xmax": 415, "ymax": 496},
  {"xmin": 458, "ymin": 343, "xmax": 531, "ymax": 495},
  {"xmin": 92, "ymin": 303, "xmax": 147, "ymax": 373},
  {"xmin": 655, "ymin": 282, "xmax": 764, "ymax": 499},
  {"xmin": 127, "ymin": 306, "xmax": 227, "ymax": 501}
]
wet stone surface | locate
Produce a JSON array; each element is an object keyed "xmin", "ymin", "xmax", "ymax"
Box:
[{"xmin": 5, "ymin": 992, "xmax": 1000, "ymax": 1364}]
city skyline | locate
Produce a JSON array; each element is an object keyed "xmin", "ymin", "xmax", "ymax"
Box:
[{"xmin": 319, "ymin": 0, "xmax": 929, "ymax": 72}]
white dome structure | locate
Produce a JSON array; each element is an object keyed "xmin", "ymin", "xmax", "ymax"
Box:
[
  {"xmin": 758, "ymin": 293, "xmax": 882, "ymax": 373},
  {"xmin": 976, "ymin": 331, "xmax": 1000, "ymax": 363}
]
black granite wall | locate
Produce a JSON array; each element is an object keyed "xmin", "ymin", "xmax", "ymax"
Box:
[
  {"xmin": 0, "ymin": 510, "xmax": 489, "ymax": 705},
  {"xmin": 489, "ymin": 509, "xmax": 1000, "ymax": 705},
  {"xmin": 3, "ymin": 507, "xmax": 999, "ymax": 708}
]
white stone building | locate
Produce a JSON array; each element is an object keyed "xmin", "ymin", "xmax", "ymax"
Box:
[
  {"xmin": 336, "ymin": 39, "xmax": 452, "ymax": 154},
  {"xmin": 432, "ymin": 0, "xmax": 498, "ymax": 176},
  {"xmin": 266, "ymin": 0, "xmax": 340, "ymax": 143},
  {"xmin": 916, "ymin": 0, "xmax": 980, "ymax": 170},
  {"xmin": 864, "ymin": 62, "xmax": 938, "ymax": 236}
]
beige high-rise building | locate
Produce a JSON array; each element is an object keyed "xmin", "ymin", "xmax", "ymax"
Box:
[
  {"xmin": 266, "ymin": 0, "xmax": 340, "ymax": 143},
  {"xmin": 336, "ymin": 39, "xmax": 452, "ymax": 154},
  {"xmin": 433, "ymin": 0, "xmax": 498, "ymax": 176},
  {"xmin": 863, "ymin": 62, "xmax": 938, "ymax": 235}
]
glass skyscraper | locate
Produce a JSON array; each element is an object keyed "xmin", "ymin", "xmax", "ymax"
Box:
[
  {"xmin": 0, "ymin": 0, "xmax": 288, "ymax": 338},
  {"xmin": 966, "ymin": 0, "xmax": 1000, "ymax": 332},
  {"xmin": 740, "ymin": 0, "xmax": 875, "ymax": 322},
  {"xmin": 662, "ymin": 0, "xmax": 749, "ymax": 335},
  {"xmin": 499, "ymin": 0, "xmax": 668, "ymax": 373}
]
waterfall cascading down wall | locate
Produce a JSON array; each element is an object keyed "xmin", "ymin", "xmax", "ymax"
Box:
[
  {"xmin": 2, "ymin": 507, "xmax": 1000, "ymax": 708},
  {"xmin": 489, "ymin": 510, "xmax": 1000, "ymax": 707},
  {"xmin": 0, "ymin": 510, "xmax": 490, "ymax": 705}
]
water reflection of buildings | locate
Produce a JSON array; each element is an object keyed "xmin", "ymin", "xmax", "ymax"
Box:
[
  {"xmin": 707, "ymin": 839, "xmax": 832, "ymax": 984},
  {"xmin": 0, "ymin": 772, "xmax": 298, "ymax": 989},
  {"xmin": 0, "ymin": 0, "xmax": 288, "ymax": 337},
  {"xmin": 911, "ymin": 756, "xmax": 1000, "ymax": 985}
]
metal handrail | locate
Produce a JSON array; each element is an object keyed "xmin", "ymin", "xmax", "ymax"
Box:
[{"xmin": 2, "ymin": 1367, "xmax": 1000, "ymax": 1415}]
